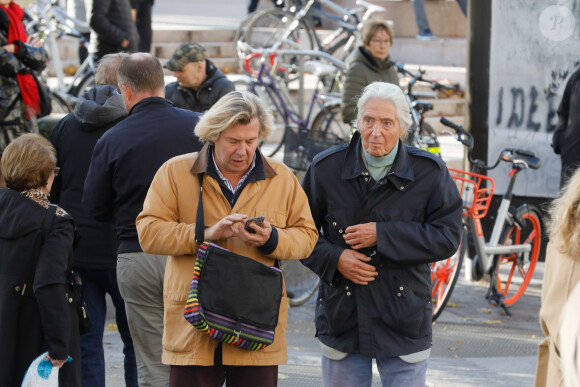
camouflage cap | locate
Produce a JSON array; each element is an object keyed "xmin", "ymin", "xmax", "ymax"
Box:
[{"xmin": 164, "ymin": 42, "xmax": 206, "ymax": 71}]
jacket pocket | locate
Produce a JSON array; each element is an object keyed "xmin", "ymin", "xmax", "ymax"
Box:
[
  {"xmin": 377, "ymin": 272, "xmax": 429, "ymax": 339},
  {"xmin": 316, "ymin": 280, "xmax": 357, "ymax": 337}
]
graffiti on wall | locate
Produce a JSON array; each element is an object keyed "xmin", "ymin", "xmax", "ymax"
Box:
[{"xmin": 488, "ymin": 0, "xmax": 580, "ymax": 198}]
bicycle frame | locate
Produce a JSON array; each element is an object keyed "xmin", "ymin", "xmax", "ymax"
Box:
[
  {"xmin": 253, "ymin": 59, "xmax": 320, "ymax": 130},
  {"xmin": 466, "ymin": 174, "xmax": 533, "ymax": 276},
  {"xmin": 277, "ymin": 0, "xmax": 384, "ymax": 56}
]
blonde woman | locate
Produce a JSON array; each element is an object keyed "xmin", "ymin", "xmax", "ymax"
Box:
[{"xmin": 535, "ymin": 168, "xmax": 580, "ymax": 387}]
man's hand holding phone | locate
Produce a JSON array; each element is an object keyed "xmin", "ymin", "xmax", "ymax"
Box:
[
  {"xmin": 240, "ymin": 216, "xmax": 271, "ymax": 247},
  {"xmin": 244, "ymin": 216, "xmax": 265, "ymax": 233}
]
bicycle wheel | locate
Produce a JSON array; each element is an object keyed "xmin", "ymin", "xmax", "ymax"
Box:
[
  {"xmin": 245, "ymin": 8, "xmax": 316, "ymax": 74},
  {"xmin": 496, "ymin": 205, "xmax": 542, "ymax": 306},
  {"xmin": 237, "ymin": 78, "xmax": 286, "ymax": 157},
  {"xmin": 233, "ymin": 12, "xmax": 259, "ymax": 72},
  {"xmin": 431, "ymin": 226, "xmax": 466, "ymax": 321},
  {"xmin": 50, "ymin": 91, "xmax": 72, "ymax": 114},
  {"xmin": 310, "ymin": 103, "xmax": 352, "ymax": 145},
  {"xmin": 325, "ymin": 36, "xmax": 355, "ymax": 62},
  {"xmin": 280, "ymin": 260, "xmax": 320, "ymax": 307},
  {"xmin": 71, "ymin": 71, "xmax": 96, "ymax": 98}
]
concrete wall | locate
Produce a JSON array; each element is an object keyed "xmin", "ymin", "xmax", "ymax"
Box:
[{"xmin": 487, "ymin": 0, "xmax": 580, "ymax": 198}]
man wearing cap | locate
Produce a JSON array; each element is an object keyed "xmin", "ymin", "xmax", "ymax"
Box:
[{"xmin": 164, "ymin": 42, "xmax": 235, "ymax": 113}]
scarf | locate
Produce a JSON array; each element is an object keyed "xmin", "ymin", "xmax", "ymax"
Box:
[{"xmin": 1, "ymin": 1, "xmax": 40, "ymax": 119}]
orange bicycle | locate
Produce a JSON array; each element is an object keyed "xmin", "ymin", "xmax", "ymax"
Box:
[{"xmin": 431, "ymin": 118, "xmax": 543, "ymax": 321}]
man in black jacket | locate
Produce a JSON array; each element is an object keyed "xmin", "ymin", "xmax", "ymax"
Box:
[
  {"xmin": 164, "ymin": 42, "xmax": 235, "ymax": 113},
  {"xmin": 51, "ymin": 53, "xmax": 138, "ymax": 387},
  {"xmin": 553, "ymin": 67, "xmax": 580, "ymax": 187},
  {"xmin": 83, "ymin": 53, "xmax": 203, "ymax": 387},
  {"xmin": 301, "ymin": 82, "xmax": 462, "ymax": 387}
]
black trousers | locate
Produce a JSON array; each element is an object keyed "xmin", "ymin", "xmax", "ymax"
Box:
[
  {"xmin": 169, "ymin": 344, "xmax": 278, "ymax": 387},
  {"xmin": 134, "ymin": 0, "xmax": 153, "ymax": 52}
]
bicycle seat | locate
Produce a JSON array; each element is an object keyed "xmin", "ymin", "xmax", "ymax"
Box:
[
  {"xmin": 412, "ymin": 100, "xmax": 434, "ymax": 114},
  {"xmin": 512, "ymin": 152, "xmax": 542, "ymax": 170},
  {"xmin": 304, "ymin": 61, "xmax": 337, "ymax": 78}
]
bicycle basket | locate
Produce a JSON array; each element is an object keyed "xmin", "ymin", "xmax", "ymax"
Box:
[
  {"xmin": 448, "ymin": 169, "xmax": 495, "ymax": 219},
  {"xmin": 283, "ymin": 127, "xmax": 345, "ymax": 171}
]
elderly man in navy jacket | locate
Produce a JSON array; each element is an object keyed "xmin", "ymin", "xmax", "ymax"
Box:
[
  {"xmin": 83, "ymin": 53, "xmax": 202, "ymax": 387},
  {"xmin": 301, "ymin": 82, "xmax": 462, "ymax": 387}
]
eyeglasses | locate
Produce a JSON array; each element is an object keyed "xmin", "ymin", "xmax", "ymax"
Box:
[
  {"xmin": 370, "ymin": 39, "xmax": 391, "ymax": 46},
  {"xmin": 54, "ymin": 167, "xmax": 60, "ymax": 177}
]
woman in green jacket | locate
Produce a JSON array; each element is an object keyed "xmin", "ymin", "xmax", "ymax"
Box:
[{"xmin": 341, "ymin": 19, "xmax": 399, "ymax": 125}]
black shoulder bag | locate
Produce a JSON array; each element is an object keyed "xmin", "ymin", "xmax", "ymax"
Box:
[{"xmin": 42, "ymin": 205, "xmax": 92, "ymax": 334}]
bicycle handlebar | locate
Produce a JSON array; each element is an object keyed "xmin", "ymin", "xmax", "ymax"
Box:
[
  {"xmin": 439, "ymin": 117, "xmax": 542, "ymax": 171},
  {"xmin": 391, "ymin": 61, "xmax": 455, "ymax": 97}
]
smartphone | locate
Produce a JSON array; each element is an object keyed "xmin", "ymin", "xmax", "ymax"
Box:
[{"xmin": 244, "ymin": 216, "xmax": 265, "ymax": 233}]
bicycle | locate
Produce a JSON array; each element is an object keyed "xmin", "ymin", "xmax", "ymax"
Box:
[
  {"xmin": 26, "ymin": 0, "xmax": 97, "ymax": 112},
  {"xmin": 235, "ymin": 43, "xmax": 351, "ymax": 160},
  {"xmin": 430, "ymin": 117, "xmax": 543, "ymax": 321},
  {"xmin": 236, "ymin": 0, "xmax": 386, "ymax": 88},
  {"xmin": 391, "ymin": 61, "xmax": 455, "ymax": 157}
]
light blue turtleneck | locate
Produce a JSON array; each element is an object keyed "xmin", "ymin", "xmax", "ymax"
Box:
[{"xmin": 362, "ymin": 141, "xmax": 399, "ymax": 181}]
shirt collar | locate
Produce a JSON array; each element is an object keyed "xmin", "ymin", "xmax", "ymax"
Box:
[{"xmin": 211, "ymin": 150, "xmax": 257, "ymax": 194}]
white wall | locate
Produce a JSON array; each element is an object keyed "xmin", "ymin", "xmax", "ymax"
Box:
[{"xmin": 487, "ymin": 0, "xmax": 580, "ymax": 198}]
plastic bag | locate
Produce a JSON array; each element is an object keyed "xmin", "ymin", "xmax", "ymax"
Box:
[{"xmin": 21, "ymin": 352, "xmax": 64, "ymax": 387}]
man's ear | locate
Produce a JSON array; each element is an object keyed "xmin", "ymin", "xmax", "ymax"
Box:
[{"xmin": 123, "ymin": 84, "xmax": 133, "ymax": 100}]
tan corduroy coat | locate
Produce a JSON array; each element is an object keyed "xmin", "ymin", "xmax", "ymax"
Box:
[
  {"xmin": 535, "ymin": 238, "xmax": 580, "ymax": 387},
  {"xmin": 136, "ymin": 146, "xmax": 318, "ymax": 366}
]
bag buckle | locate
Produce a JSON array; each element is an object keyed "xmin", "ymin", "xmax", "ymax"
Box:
[{"xmin": 234, "ymin": 329, "xmax": 241, "ymax": 343}]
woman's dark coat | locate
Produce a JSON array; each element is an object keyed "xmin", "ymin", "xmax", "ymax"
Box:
[{"xmin": 0, "ymin": 188, "xmax": 80, "ymax": 386}]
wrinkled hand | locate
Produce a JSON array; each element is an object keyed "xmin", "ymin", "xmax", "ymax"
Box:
[
  {"xmin": 46, "ymin": 354, "xmax": 67, "ymax": 368},
  {"xmin": 204, "ymin": 213, "xmax": 247, "ymax": 241},
  {"xmin": 343, "ymin": 222, "xmax": 377, "ymax": 250},
  {"xmin": 237, "ymin": 220, "xmax": 273, "ymax": 247},
  {"xmin": 337, "ymin": 249, "xmax": 377, "ymax": 285}
]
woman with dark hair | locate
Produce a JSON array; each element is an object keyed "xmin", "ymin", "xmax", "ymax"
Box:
[
  {"xmin": 0, "ymin": 0, "xmax": 48, "ymax": 187},
  {"xmin": 0, "ymin": 134, "xmax": 81, "ymax": 386}
]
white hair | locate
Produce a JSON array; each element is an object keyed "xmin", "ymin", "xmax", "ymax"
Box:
[{"xmin": 355, "ymin": 82, "xmax": 412, "ymax": 131}]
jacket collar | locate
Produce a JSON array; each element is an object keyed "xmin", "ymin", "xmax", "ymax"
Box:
[
  {"xmin": 341, "ymin": 131, "xmax": 415, "ymax": 188},
  {"xmin": 128, "ymin": 96, "xmax": 171, "ymax": 115},
  {"xmin": 190, "ymin": 143, "xmax": 277, "ymax": 178},
  {"xmin": 358, "ymin": 47, "xmax": 393, "ymax": 71}
]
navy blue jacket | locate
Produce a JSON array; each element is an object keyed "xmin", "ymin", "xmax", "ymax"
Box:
[
  {"xmin": 301, "ymin": 131, "xmax": 462, "ymax": 358},
  {"xmin": 83, "ymin": 97, "xmax": 202, "ymax": 254},
  {"xmin": 51, "ymin": 85, "xmax": 126, "ymax": 269}
]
